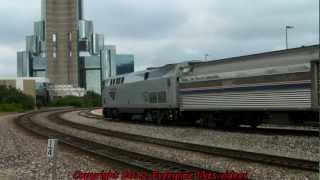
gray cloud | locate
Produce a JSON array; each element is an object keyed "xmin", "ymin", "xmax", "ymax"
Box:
[
  {"xmin": 84, "ymin": 0, "xmax": 187, "ymax": 40},
  {"xmin": 0, "ymin": 1, "xmax": 40, "ymax": 44},
  {"xmin": 0, "ymin": 0, "xmax": 40, "ymax": 77},
  {"xmin": 0, "ymin": 0, "xmax": 318, "ymax": 76},
  {"xmin": 211, "ymin": 1, "xmax": 319, "ymax": 41}
]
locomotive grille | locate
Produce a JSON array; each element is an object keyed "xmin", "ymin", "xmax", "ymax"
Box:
[{"xmin": 318, "ymin": 67, "xmax": 320, "ymax": 106}]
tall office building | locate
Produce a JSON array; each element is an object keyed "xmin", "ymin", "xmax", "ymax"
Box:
[
  {"xmin": 17, "ymin": 0, "xmax": 134, "ymax": 95},
  {"xmin": 46, "ymin": 0, "xmax": 80, "ymax": 87}
]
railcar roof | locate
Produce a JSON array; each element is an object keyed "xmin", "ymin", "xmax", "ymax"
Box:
[{"xmin": 190, "ymin": 44, "xmax": 319, "ymax": 67}]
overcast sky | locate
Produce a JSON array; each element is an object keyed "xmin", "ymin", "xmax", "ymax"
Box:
[{"xmin": 0, "ymin": 0, "xmax": 318, "ymax": 77}]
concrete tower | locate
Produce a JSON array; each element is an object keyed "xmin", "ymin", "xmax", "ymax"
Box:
[{"xmin": 45, "ymin": 0, "xmax": 82, "ymax": 87}]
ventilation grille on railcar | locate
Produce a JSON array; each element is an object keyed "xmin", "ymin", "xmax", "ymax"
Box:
[{"xmin": 313, "ymin": 61, "xmax": 320, "ymax": 107}]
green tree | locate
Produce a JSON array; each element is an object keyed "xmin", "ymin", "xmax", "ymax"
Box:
[{"xmin": 0, "ymin": 85, "xmax": 35, "ymax": 112}]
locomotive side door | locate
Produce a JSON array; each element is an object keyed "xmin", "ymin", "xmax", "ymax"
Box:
[{"xmin": 311, "ymin": 60, "xmax": 320, "ymax": 109}]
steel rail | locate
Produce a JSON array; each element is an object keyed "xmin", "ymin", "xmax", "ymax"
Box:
[
  {"xmin": 15, "ymin": 109, "xmax": 215, "ymax": 175},
  {"xmin": 79, "ymin": 110, "xmax": 319, "ymax": 137},
  {"xmin": 59, "ymin": 109, "xmax": 318, "ymax": 172}
]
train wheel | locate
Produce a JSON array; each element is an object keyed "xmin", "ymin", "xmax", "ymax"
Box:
[
  {"xmin": 158, "ymin": 111, "xmax": 168, "ymax": 125},
  {"xmin": 223, "ymin": 115, "xmax": 239, "ymax": 128},
  {"xmin": 111, "ymin": 109, "xmax": 119, "ymax": 119},
  {"xmin": 249, "ymin": 120, "xmax": 260, "ymax": 128},
  {"xmin": 250, "ymin": 124, "xmax": 258, "ymax": 128},
  {"xmin": 208, "ymin": 120, "xmax": 218, "ymax": 129},
  {"xmin": 103, "ymin": 108, "xmax": 108, "ymax": 118},
  {"xmin": 205, "ymin": 113, "xmax": 220, "ymax": 129},
  {"xmin": 156, "ymin": 118, "xmax": 162, "ymax": 125}
]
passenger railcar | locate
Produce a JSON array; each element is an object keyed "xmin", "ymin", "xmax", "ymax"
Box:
[{"xmin": 102, "ymin": 46, "xmax": 319, "ymax": 127}]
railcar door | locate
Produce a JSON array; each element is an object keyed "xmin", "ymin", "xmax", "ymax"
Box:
[{"xmin": 311, "ymin": 60, "xmax": 320, "ymax": 109}]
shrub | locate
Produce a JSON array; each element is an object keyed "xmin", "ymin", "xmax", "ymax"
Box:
[
  {"xmin": 0, "ymin": 85, "xmax": 35, "ymax": 112},
  {"xmin": 49, "ymin": 91, "xmax": 101, "ymax": 108},
  {"xmin": 49, "ymin": 96, "xmax": 83, "ymax": 107},
  {"xmin": 0, "ymin": 103, "xmax": 24, "ymax": 112},
  {"xmin": 83, "ymin": 91, "xmax": 101, "ymax": 107}
]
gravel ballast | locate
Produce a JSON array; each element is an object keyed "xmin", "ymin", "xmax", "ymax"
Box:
[
  {"xmin": 63, "ymin": 111, "xmax": 319, "ymax": 162},
  {"xmin": 0, "ymin": 114, "xmax": 122, "ymax": 180},
  {"xmin": 31, "ymin": 110, "xmax": 318, "ymax": 179}
]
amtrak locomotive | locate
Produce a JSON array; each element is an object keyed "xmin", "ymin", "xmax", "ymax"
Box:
[{"xmin": 102, "ymin": 46, "xmax": 319, "ymax": 128}]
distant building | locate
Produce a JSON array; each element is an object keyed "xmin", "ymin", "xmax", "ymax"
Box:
[
  {"xmin": 79, "ymin": 55, "xmax": 102, "ymax": 94},
  {"xmin": 0, "ymin": 77, "xmax": 49, "ymax": 101},
  {"xmin": 17, "ymin": 51, "xmax": 31, "ymax": 77},
  {"xmin": 101, "ymin": 45, "xmax": 117, "ymax": 78},
  {"xmin": 116, "ymin": 54, "xmax": 135, "ymax": 75},
  {"xmin": 101, "ymin": 46, "xmax": 135, "ymax": 79},
  {"xmin": 17, "ymin": 0, "xmax": 135, "ymax": 95},
  {"xmin": 47, "ymin": 85, "xmax": 86, "ymax": 98}
]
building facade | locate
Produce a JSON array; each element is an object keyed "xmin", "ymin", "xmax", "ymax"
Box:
[
  {"xmin": 115, "ymin": 54, "xmax": 134, "ymax": 75},
  {"xmin": 0, "ymin": 77, "xmax": 49, "ymax": 100},
  {"xmin": 17, "ymin": 0, "xmax": 134, "ymax": 95},
  {"xmin": 46, "ymin": 0, "xmax": 80, "ymax": 87}
]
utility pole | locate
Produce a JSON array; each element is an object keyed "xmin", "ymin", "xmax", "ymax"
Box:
[
  {"xmin": 204, "ymin": 54, "xmax": 209, "ymax": 61},
  {"xmin": 285, "ymin": 25, "xmax": 294, "ymax": 49}
]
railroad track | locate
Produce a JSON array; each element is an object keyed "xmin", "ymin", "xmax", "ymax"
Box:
[
  {"xmin": 59, "ymin": 109, "xmax": 318, "ymax": 172},
  {"xmin": 78, "ymin": 109, "xmax": 103, "ymax": 119},
  {"xmin": 15, "ymin": 109, "xmax": 214, "ymax": 175},
  {"xmin": 79, "ymin": 109, "xmax": 319, "ymax": 137}
]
